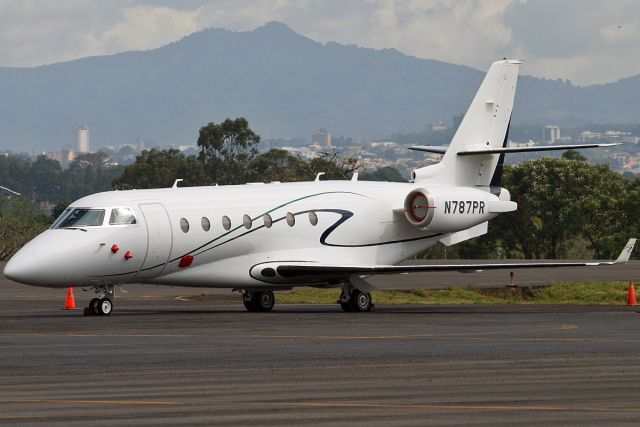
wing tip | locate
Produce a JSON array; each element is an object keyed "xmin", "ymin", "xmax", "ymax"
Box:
[{"xmin": 614, "ymin": 238, "xmax": 637, "ymax": 264}]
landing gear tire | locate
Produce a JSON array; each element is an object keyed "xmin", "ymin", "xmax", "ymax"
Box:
[
  {"xmin": 98, "ymin": 298, "xmax": 113, "ymax": 316},
  {"xmin": 243, "ymin": 291, "xmax": 275, "ymax": 312},
  {"xmin": 340, "ymin": 288, "xmax": 372, "ymax": 312},
  {"xmin": 243, "ymin": 295, "xmax": 258, "ymax": 312},
  {"xmin": 339, "ymin": 290, "xmax": 353, "ymax": 312},
  {"xmin": 350, "ymin": 290, "xmax": 372, "ymax": 312},
  {"xmin": 89, "ymin": 298, "xmax": 101, "ymax": 315},
  {"xmin": 84, "ymin": 285, "xmax": 115, "ymax": 316},
  {"xmin": 256, "ymin": 291, "xmax": 275, "ymax": 312}
]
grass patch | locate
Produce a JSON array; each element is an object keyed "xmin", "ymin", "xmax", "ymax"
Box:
[
  {"xmin": 276, "ymin": 281, "xmax": 633, "ymax": 305},
  {"xmin": 530, "ymin": 281, "xmax": 632, "ymax": 305}
]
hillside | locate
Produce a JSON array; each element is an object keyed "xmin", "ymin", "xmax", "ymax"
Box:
[{"xmin": 1, "ymin": 22, "xmax": 638, "ymax": 151}]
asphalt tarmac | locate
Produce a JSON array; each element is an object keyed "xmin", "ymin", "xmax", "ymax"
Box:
[{"xmin": 2, "ymin": 273, "xmax": 640, "ymax": 426}]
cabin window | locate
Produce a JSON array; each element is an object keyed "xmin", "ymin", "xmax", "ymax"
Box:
[
  {"xmin": 222, "ymin": 215, "xmax": 232, "ymax": 230},
  {"xmin": 309, "ymin": 211, "xmax": 318, "ymax": 226},
  {"xmin": 109, "ymin": 208, "xmax": 137, "ymax": 225},
  {"xmin": 56, "ymin": 208, "xmax": 105, "ymax": 228},
  {"xmin": 180, "ymin": 218, "xmax": 189, "ymax": 233},
  {"xmin": 201, "ymin": 217, "xmax": 210, "ymax": 231},
  {"xmin": 286, "ymin": 212, "xmax": 295, "ymax": 227},
  {"xmin": 243, "ymin": 214, "xmax": 252, "ymax": 229},
  {"xmin": 263, "ymin": 213, "xmax": 273, "ymax": 228}
]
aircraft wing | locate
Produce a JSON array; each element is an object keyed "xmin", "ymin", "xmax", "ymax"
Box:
[{"xmin": 271, "ymin": 238, "xmax": 636, "ymax": 282}]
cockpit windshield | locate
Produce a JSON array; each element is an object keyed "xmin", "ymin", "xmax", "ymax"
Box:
[
  {"xmin": 56, "ymin": 208, "xmax": 106, "ymax": 228},
  {"xmin": 51, "ymin": 208, "xmax": 71, "ymax": 229}
]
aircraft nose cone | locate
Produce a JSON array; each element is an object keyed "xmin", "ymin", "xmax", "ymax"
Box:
[
  {"xmin": 4, "ymin": 230, "xmax": 90, "ymax": 287},
  {"xmin": 3, "ymin": 248, "xmax": 36, "ymax": 284}
]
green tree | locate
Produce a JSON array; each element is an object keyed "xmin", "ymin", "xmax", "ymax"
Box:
[
  {"xmin": 30, "ymin": 155, "xmax": 62, "ymax": 202},
  {"xmin": 491, "ymin": 158, "xmax": 628, "ymax": 259},
  {"xmin": 621, "ymin": 176, "xmax": 640, "ymax": 250},
  {"xmin": 63, "ymin": 152, "xmax": 124, "ymax": 200},
  {"xmin": 0, "ymin": 198, "xmax": 49, "ymax": 260},
  {"xmin": 300, "ymin": 151, "xmax": 360, "ymax": 181},
  {"xmin": 416, "ymin": 158, "xmax": 630, "ymax": 260},
  {"xmin": 0, "ymin": 154, "xmax": 31, "ymax": 196},
  {"xmin": 561, "ymin": 149, "xmax": 587, "ymax": 161},
  {"xmin": 360, "ymin": 166, "xmax": 405, "ymax": 182},
  {"xmin": 112, "ymin": 149, "xmax": 205, "ymax": 190},
  {"xmin": 249, "ymin": 149, "xmax": 307, "ymax": 182},
  {"xmin": 249, "ymin": 149, "xmax": 362, "ymax": 183},
  {"xmin": 197, "ymin": 118, "xmax": 260, "ymax": 184}
]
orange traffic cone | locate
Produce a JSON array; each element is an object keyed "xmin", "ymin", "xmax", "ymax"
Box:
[
  {"xmin": 627, "ymin": 282, "xmax": 637, "ymax": 307},
  {"xmin": 65, "ymin": 287, "xmax": 76, "ymax": 310}
]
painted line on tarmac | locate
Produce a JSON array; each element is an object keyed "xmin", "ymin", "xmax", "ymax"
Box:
[
  {"xmin": 0, "ymin": 399, "xmax": 181, "ymax": 406},
  {"xmin": 224, "ymin": 401, "xmax": 640, "ymax": 413},
  {"xmin": 0, "ymin": 333, "xmax": 196, "ymax": 337},
  {"xmin": 245, "ymin": 333, "xmax": 640, "ymax": 343}
]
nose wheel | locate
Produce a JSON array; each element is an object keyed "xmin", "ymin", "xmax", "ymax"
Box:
[{"xmin": 85, "ymin": 286, "xmax": 115, "ymax": 316}]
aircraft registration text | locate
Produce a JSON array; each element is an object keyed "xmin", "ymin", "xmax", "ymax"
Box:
[{"xmin": 444, "ymin": 200, "xmax": 485, "ymax": 214}]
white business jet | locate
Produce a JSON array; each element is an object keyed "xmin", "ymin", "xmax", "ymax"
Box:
[{"xmin": 3, "ymin": 59, "xmax": 635, "ymax": 315}]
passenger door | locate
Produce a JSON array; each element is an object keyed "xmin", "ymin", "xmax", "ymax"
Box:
[{"xmin": 136, "ymin": 203, "xmax": 173, "ymax": 279}]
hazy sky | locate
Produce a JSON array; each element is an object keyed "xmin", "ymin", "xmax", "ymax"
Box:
[{"xmin": 0, "ymin": 0, "xmax": 638, "ymax": 85}]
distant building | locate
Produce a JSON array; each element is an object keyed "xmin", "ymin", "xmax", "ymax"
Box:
[
  {"xmin": 76, "ymin": 126, "xmax": 90, "ymax": 153},
  {"xmin": 431, "ymin": 122, "xmax": 448, "ymax": 131},
  {"xmin": 581, "ymin": 130, "xmax": 602, "ymax": 141},
  {"xmin": 45, "ymin": 152, "xmax": 63, "ymax": 163},
  {"xmin": 543, "ymin": 125, "xmax": 560, "ymax": 144},
  {"xmin": 312, "ymin": 129, "xmax": 332, "ymax": 147}
]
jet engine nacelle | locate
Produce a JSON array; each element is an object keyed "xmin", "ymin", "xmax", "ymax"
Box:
[{"xmin": 403, "ymin": 187, "xmax": 500, "ymax": 233}]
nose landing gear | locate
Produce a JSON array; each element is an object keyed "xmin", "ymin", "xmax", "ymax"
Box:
[{"xmin": 84, "ymin": 285, "xmax": 115, "ymax": 316}]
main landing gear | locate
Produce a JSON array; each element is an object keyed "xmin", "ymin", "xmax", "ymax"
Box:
[
  {"xmin": 84, "ymin": 285, "xmax": 115, "ymax": 316},
  {"xmin": 339, "ymin": 286, "xmax": 373, "ymax": 312},
  {"xmin": 243, "ymin": 290, "xmax": 275, "ymax": 312}
]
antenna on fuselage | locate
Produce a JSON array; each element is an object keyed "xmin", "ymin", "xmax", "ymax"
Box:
[
  {"xmin": 172, "ymin": 179, "xmax": 184, "ymax": 189},
  {"xmin": 314, "ymin": 172, "xmax": 325, "ymax": 182},
  {"xmin": 351, "ymin": 172, "xmax": 359, "ymax": 182}
]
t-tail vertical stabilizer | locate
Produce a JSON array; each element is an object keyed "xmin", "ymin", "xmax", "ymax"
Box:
[{"xmin": 412, "ymin": 59, "xmax": 522, "ymax": 186}]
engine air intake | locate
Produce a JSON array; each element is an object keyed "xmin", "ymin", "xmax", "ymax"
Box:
[{"xmin": 404, "ymin": 189, "xmax": 435, "ymax": 228}]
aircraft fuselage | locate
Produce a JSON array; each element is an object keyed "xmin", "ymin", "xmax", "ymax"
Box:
[{"xmin": 6, "ymin": 180, "xmax": 469, "ymax": 289}]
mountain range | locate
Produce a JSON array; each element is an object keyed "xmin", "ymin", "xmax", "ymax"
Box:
[{"xmin": 1, "ymin": 21, "xmax": 639, "ymax": 152}]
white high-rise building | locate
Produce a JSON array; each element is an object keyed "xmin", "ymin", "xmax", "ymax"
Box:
[
  {"xmin": 543, "ymin": 125, "xmax": 560, "ymax": 144},
  {"xmin": 76, "ymin": 126, "xmax": 89, "ymax": 153}
]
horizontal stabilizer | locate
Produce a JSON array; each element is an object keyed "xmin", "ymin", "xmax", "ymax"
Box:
[
  {"xmin": 408, "ymin": 146, "xmax": 448, "ymax": 155},
  {"xmin": 409, "ymin": 143, "xmax": 620, "ymax": 157},
  {"xmin": 457, "ymin": 143, "xmax": 621, "ymax": 156}
]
